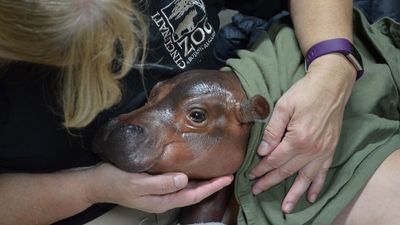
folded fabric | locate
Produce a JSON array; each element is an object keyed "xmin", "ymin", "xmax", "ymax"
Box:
[{"xmin": 222, "ymin": 8, "xmax": 400, "ymax": 225}]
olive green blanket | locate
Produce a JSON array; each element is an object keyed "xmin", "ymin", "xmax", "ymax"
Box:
[{"xmin": 224, "ymin": 9, "xmax": 400, "ymax": 225}]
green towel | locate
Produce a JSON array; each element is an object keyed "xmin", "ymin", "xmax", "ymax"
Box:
[{"xmin": 223, "ymin": 8, "xmax": 400, "ymax": 225}]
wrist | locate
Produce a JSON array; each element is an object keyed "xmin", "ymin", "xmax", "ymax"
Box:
[
  {"xmin": 305, "ymin": 38, "xmax": 364, "ymax": 80},
  {"xmin": 307, "ymin": 54, "xmax": 357, "ymax": 98},
  {"xmin": 308, "ymin": 53, "xmax": 357, "ymax": 81},
  {"xmin": 82, "ymin": 165, "xmax": 103, "ymax": 205}
]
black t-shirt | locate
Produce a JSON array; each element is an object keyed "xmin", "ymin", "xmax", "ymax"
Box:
[{"xmin": 0, "ymin": 0, "xmax": 287, "ymax": 224}]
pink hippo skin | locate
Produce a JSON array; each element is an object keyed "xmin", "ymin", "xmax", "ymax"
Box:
[{"xmin": 92, "ymin": 69, "xmax": 269, "ymax": 224}]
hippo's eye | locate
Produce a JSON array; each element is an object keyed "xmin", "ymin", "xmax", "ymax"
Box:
[{"xmin": 188, "ymin": 109, "xmax": 207, "ymax": 123}]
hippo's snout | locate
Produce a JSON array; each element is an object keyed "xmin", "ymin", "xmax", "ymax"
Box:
[{"xmin": 93, "ymin": 119, "xmax": 159, "ymax": 172}]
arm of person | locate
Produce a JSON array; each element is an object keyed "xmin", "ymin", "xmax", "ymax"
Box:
[
  {"xmin": 0, "ymin": 163, "xmax": 233, "ymax": 225},
  {"xmin": 0, "ymin": 168, "xmax": 93, "ymax": 225},
  {"xmin": 250, "ymin": 0, "xmax": 357, "ymax": 213}
]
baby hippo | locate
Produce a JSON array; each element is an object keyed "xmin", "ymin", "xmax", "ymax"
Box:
[{"xmin": 92, "ymin": 69, "xmax": 269, "ymax": 180}]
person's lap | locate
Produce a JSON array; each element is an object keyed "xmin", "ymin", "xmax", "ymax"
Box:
[{"xmin": 333, "ymin": 148, "xmax": 400, "ymax": 225}]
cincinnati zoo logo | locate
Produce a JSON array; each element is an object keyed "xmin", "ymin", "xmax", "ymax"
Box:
[{"xmin": 151, "ymin": 0, "xmax": 216, "ymax": 69}]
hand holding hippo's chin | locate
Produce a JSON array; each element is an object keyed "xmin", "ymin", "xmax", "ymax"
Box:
[{"xmin": 92, "ymin": 69, "xmax": 269, "ymax": 179}]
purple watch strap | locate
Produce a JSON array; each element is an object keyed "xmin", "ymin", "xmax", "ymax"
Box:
[{"xmin": 305, "ymin": 38, "xmax": 364, "ymax": 80}]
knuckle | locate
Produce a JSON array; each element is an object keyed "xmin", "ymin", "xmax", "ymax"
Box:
[
  {"xmin": 292, "ymin": 131, "xmax": 310, "ymax": 149},
  {"xmin": 297, "ymin": 171, "xmax": 314, "ymax": 183},
  {"xmin": 255, "ymin": 179, "xmax": 270, "ymax": 191},
  {"xmin": 318, "ymin": 167, "xmax": 330, "ymax": 177},
  {"xmin": 264, "ymin": 125, "xmax": 281, "ymax": 141},
  {"xmin": 275, "ymin": 99, "xmax": 289, "ymax": 112},
  {"xmin": 277, "ymin": 168, "xmax": 294, "ymax": 178},
  {"xmin": 290, "ymin": 131, "xmax": 321, "ymax": 155},
  {"xmin": 266, "ymin": 156, "xmax": 280, "ymax": 169}
]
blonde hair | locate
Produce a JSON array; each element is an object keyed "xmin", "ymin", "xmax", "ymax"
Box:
[{"xmin": 0, "ymin": 0, "xmax": 148, "ymax": 128}]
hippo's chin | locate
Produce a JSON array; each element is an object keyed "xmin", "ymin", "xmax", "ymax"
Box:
[
  {"xmin": 106, "ymin": 142, "xmax": 161, "ymax": 173},
  {"xmin": 109, "ymin": 153, "xmax": 155, "ymax": 172},
  {"xmin": 105, "ymin": 135, "xmax": 163, "ymax": 172}
]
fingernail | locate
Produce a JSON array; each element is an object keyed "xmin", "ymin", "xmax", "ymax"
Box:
[
  {"xmin": 253, "ymin": 188, "xmax": 262, "ymax": 195},
  {"xmin": 249, "ymin": 174, "xmax": 256, "ymax": 180},
  {"xmin": 224, "ymin": 175, "xmax": 234, "ymax": 185},
  {"xmin": 258, "ymin": 142, "xmax": 270, "ymax": 155},
  {"xmin": 283, "ymin": 202, "xmax": 294, "ymax": 213},
  {"xmin": 174, "ymin": 174, "xmax": 186, "ymax": 189},
  {"xmin": 309, "ymin": 194, "xmax": 318, "ymax": 203}
]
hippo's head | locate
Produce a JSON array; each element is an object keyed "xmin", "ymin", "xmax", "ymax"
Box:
[{"xmin": 92, "ymin": 70, "xmax": 269, "ymax": 179}]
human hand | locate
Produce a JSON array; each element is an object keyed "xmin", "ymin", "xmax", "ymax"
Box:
[
  {"xmin": 250, "ymin": 54, "xmax": 357, "ymax": 213},
  {"xmin": 85, "ymin": 163, "xmax": 233, "ymax": 213}
]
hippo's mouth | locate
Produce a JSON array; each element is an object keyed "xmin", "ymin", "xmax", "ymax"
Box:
[{"xmin": 92, "ymin": 118, "xmax": 164, "ymax": 172}]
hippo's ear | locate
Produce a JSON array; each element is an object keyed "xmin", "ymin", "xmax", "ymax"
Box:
[{"xmin": 236, "ymin": 95, "xmax": 269, "ymax": 123}]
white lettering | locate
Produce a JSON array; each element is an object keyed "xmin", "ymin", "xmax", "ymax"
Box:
[
  {"xmin": 151, "ymin": 13, "xmax": 164, "ymax": 27},
  {"xmin": 203, "ymin": 21, "xmax": 213, "ymax": 34},
  {"xmin": 165, "ymin": 38, "xmax": 175, "ymax": 52},
  {"xmin": 190, "ymin": 27, "xmax": 205, "ymax": 45},
  {"xmin": 151, "ymin": 9, "xmax": 215, "ymax": 69},
  {"xmin": 177, "ymin": 36, "xmax": 195, "ymax": 57},
  {"xmin": 176, "ymin": 58, "xmax": 186, "ymax": 69}
]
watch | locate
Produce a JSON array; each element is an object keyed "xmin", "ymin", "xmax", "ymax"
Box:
[{"xmin": 305, "ymin": 38, "xmax": 364, "ymax": 80}]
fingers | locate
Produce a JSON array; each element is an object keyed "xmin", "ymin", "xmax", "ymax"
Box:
[
  {"xmin": 142, "ymin": 175, "xmax": 234, "ymax": 213},
  {"xmin": 251, "ymin": 153, "xmax": 307, "ymax": 195},
  {"xmin": 281, "ymin": 159, "xmax": 325, "ymax": 213},
  {"xmin": 252, "ymin": 157, "xmax": 330, "ymax": 214},
  {"xmin": 137, "ymin": 172, "xmax": 189, "ymax": 195},
  {"xmin": 251, "ymin": 139, "xmax": 297, "ymax": 179},
  {"xmin": 307, "ymin": 159, "xmax": 331, "ymax": 203},
  {"xmin": 258, "ymin": 102, "xmax": 292, "ymax": 156},
  {"xmin": 251, "ymin": 72, "xmax": 345, "ymax": 214}
]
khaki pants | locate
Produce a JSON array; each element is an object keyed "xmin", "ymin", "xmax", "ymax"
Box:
[{"xmin": 85, "ymin": 206, "xmax": 180, "ymax": 225}]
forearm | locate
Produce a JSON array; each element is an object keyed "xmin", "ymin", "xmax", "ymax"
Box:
[
  {"xmin": 289, "ymin": 0, "xmax": 356, "ymax": 84},
  {"xmin": 289, "ymin": 0, "xmax": 353, "ymax": 55},
  {"xmin": 0, "ymin": 169, "xmax": 92, "ymax": 225}
]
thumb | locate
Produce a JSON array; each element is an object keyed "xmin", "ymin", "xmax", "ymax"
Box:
[
  {"xmin": 139, "ymin": 172, "xmax": 189, "ymax": 195},
  {"xmin": 258, "ymin": 103, "xmax": 291, "ymax": 156}
]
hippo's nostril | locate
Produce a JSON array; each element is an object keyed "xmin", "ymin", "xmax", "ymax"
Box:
[
  {"xmin": 116, "ymin": 124, "xmax": 145, "ymax": 139},
  {"xmin": 109, "ymin": 123, "xmax": 146, "ymax": 143},
  {"xmin": 92, "ymin": 121, "xmax": 158, "ymax": 173},
  {"xmin": 92, "ymin": 120, "xmax": 146, "ymax": 154},
  {"xmin": 126, "ymin": 124, "xmax": 144, "ymax": 134}
]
